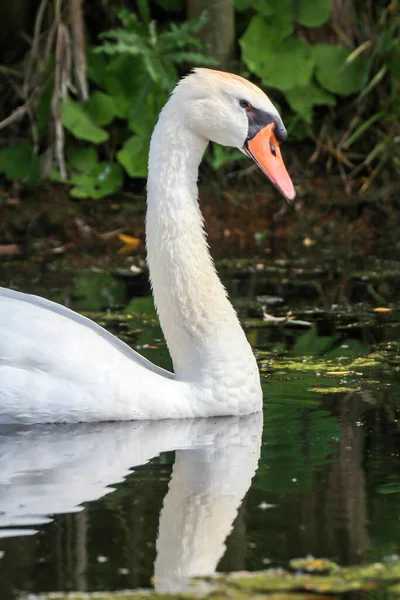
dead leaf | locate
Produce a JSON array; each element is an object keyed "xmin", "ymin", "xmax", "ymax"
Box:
[
  {"xmin": 0, "ymin": 244, "xmax": 21, "ymax": 256},
  {"xmin": 373, "ymin": 307, "xmax": 392, "ymax": 313},
  {"xmin": 118, "ymin": 234, "xmax": 141, "ymax": 255},
  {"xmin": 303, "ymin": 236, "xmax": 316, "ymax": 247}
]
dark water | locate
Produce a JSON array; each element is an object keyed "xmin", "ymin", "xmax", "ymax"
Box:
[{"xmin": 0, "ymin": 269, "xmax": 400, "ymax": 599}]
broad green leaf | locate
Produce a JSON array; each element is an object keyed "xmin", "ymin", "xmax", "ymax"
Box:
[
  {"xmin": 85, "ymin": 91, "xmax": 118, "ymax": 126},
  {"xmin": 70, "ymin": 162, "xmax": 123, "ymax": 199},
  {"xmin": 62, "ymin": 98, "xmax": 109, "ymax": 143},
  {"xmin": 67, "ymin": 146, "xmax": 98, "ymax": 172},
  {"xmin": 102, "ymin": 56, "xmax": 149, "ymax": 118},
  {"xmin": 87, "ymin": 47, "xmax": 109, "ymax": 87},
  {"xmin": 240, "ymin": 16, "xmax": 313, "ymax": 91},
  {"xmin": 285, "ymin": 82, "xmax": 335, "ymax": 123},
  {"xmin": 294, "ymin": 0, "xmax": 330, "ymax": 27},
  {"xmin": 128, "ymin": 86, "xmax": 167, "ymax": 138},
  {"xmin": 312, "ymin": 43, "xmax": 365, "ymax": 95},
  {"xmin": 117, "ymin": 135, "xmax": 149, "ymax": 178},
  {"xmin": 0, "ymin": 142, "xmax": 41, "ymax": 184},
  {"xmin": 207, "ymin": 145, "xmax": 243, "ymax": 170}
]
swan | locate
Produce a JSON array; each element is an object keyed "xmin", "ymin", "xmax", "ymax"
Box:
[{"xmin": 0, "ymin": 68, "xmax": 295, "ymax": 424}]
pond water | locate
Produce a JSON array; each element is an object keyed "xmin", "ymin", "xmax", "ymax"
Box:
[{"xmin": 0, "ymin": 264, "xmax": 400, "ymax": 599}]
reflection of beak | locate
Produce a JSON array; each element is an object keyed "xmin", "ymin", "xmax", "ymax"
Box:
[{"xmin": 244, "ymin": 124, "xmax": 295, "ymax": 201}]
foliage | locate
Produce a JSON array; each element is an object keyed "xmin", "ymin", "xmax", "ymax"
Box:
[
  {"xmin": 0, "ymin": 142, "xmax": 41, "ymax": 184},
  {"xmin": 53, "ymin": 7, "xmax": 217, "ymax": 198},
  {"xmin": 0, "ymin": 0, "xmax": 398, "ymax": 196},
  {"xmin": 238, "ymin": 1, "xmax": 364, "ymax": 125},
  {"xmin": 237, "ymin": 0, "xmax": 400, "ymax": 187}
]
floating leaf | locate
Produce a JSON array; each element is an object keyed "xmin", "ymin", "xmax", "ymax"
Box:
[
  {"xmin": 124, "ymin": 297, "xmax": 156, "ymax": 315},
  {"xmin": 118, "ymin": 233, "xmax": 141, "ymax": 254}
]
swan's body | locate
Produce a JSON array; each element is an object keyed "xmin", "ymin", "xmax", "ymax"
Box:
[{"xmin": 0, "ymin": 69, "xmax": 294, "ymax": 424}]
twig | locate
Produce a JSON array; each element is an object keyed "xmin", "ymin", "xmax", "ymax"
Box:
[
  {"xmin": 23, "ymin": 0, "xmax": 51, "ymax": 97},
  {"xmin": 0, "ymin": 95, "xmax": 35, "ymax": 131},
  {"xmin": 69, "ymin": 0, "xmax": 89, "ymax": 100}
]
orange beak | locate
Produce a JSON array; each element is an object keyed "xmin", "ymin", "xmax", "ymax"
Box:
[{"xmin": 244, "ymin": 123, "xmax": 295, "ymax": 201}]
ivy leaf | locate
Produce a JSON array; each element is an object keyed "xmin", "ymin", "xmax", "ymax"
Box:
[
  {"xmin": 312, "ymin": 43, "xmax": 365, "ymax": 95},
  {"xmin": 85, "ymin": 91, "xmax": 118, "ymax": 126},
  {"xmin": 70, "ymin": 162, "xmax": 123, "ymax": 199},
  {"xmin": 285, "ymin": 82, "xmax": 336, "ymax": 123},
  {"xmin": 62, "ymin": 97, "xmax": 109, "ymax": 144},
  {"xmin": 240, "ymin": 16, "xmax": 314, "ymax": 91},
  {"xmin": 117, "ymin": 135, "xmax": 149, "ymax": 178}
]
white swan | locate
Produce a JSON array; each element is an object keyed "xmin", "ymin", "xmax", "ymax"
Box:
[{"xmin": 0, "ymin": 68, "xmax": 294, "ymax": 424}]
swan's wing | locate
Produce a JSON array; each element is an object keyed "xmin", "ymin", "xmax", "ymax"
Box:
[{"xmin": 0, "ymin": 287, "xmax": 173, "ymax": 380}]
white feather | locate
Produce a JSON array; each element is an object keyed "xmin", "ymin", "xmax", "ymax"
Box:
[{"xmin": 0, "ymin": 69, "xmax": 283, "ymax": 423}]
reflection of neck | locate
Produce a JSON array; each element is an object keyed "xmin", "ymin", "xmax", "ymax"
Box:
[
  {"xmin": 154, "ymin": 414, "xmax": 262, "ymax": 591},
  {"xmin": 146, "ymin": 101, "xmax": 252, "ymax": 380}
]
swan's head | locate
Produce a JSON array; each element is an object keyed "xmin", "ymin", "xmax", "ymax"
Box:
[{"xmin": 173, "ymin": 68, "xmax": 295, "ymax": 201}]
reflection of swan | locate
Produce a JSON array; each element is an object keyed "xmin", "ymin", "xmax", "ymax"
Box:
[
  {"xmin": 0, "ymin": 68, "xmax": 294, "ymax": 424},
  {"xmin": 0, "ymin": 412, "xmax": 262, "ymax": 573},
  {"xmin": 155, "ymin": 414, "xmax": 262, "ymax": 591}
]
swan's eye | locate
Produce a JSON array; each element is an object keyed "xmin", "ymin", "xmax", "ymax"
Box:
[
  {"xmin": 270, "ymin": 141, "xmax": 277, "ymax": 157},
  {"xmin": 239, "ymin": 99, "xmax": 251, "ymax": 110}
]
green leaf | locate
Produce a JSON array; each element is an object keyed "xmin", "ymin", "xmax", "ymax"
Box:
[
  {"xmin": 294, "ymin": 0, "xmax": 330, "ymax": 27},
  {"xmin": 67, "ymin": 146, "xmax": 98, "ymax": 172},
  {"xmin": 70, "ymin": 162, "xmax": 123, "ymax": 199},
  {"xmin": 128, "ymin": 86, "xmax": 167, "ymax": 138},
  {"xmin": 102, "ymin": 56, "xmax": 149, "ymax": 118},
  {"xmin": 240, "ymin": 16, "xmax": 314, "ymax": 91},
  {"xmin": 124, "ymin": 297, "xmax": 156, "ymax": 315},
  {"xmin": 85, "ymin": 91, "xmax": 118, "ymax": 126},
  {"xmin": 117, "ymin": 135, "xmax": 149, "ymax": 178},
  {"xmin": 207, "ymin": 145, "xmax": 243, "ymax": 170},
  {"xmin": 62, "ymin": 97, "xmax": 109, "ymax": 143},
  {"xmin": 285, "ymin": 82, "xmax": 335, "ymax": 123},
  {"xmin": 87, "ymin": 47, "xmax": 109, "ymax": 87},
  {"xmin": 0, "ymin": 142, "xmax": 41, "ymax": 184},
  {"xmin": 312, "ymin": 43, "xmax": 365, "ymax": 95}
]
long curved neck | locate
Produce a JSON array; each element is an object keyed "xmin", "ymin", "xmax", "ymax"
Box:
[{"xmin": 146, "ymin": 101, "xmax": 248, "ymax": 379}]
